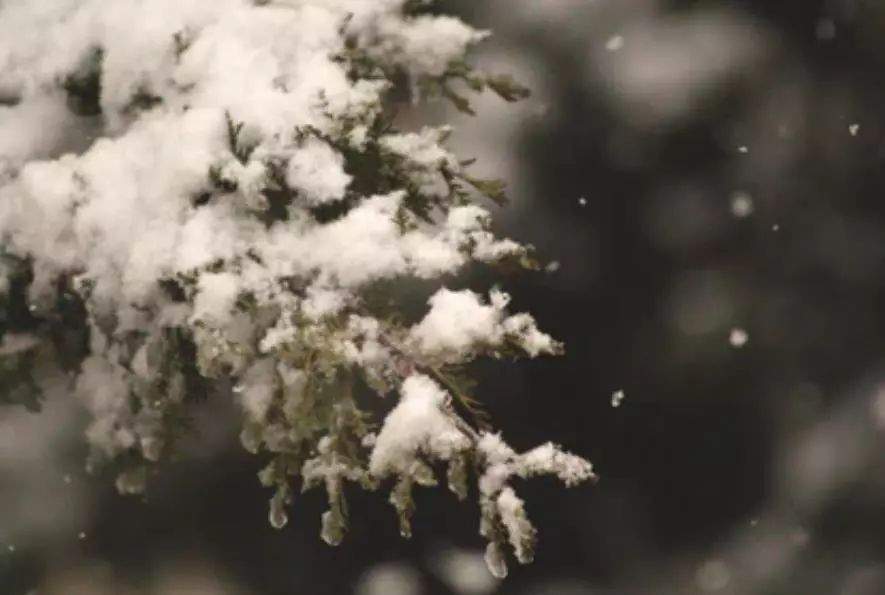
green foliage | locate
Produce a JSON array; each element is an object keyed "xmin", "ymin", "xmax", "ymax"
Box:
[
  {"xmin": 420, "ymin": 60, "xmax": 533, "ymax": 116},
  {"xmin": 121, "ymin": 86, "xmax": 163, "ymax": 115},
  {"xmin": 172, "ymin": 30, "xmax": 194, "ymax": 61},
  {"xmin": 484, "ymin": 73, "xmax": 532, "ymax": 103},
  {"xmin": 63, "ymin": 47, "xmax": 104, "ymax": 116},
  {"xmin": 224, "ymin": 110, "xmax": 259, "ymax": 165}
]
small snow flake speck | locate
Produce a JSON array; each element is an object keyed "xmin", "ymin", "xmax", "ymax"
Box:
[
  {"xmin": 605, "ymin": 35, "xmax": 624, "ymax": 52},
  {"xmin": 729, "ymin": 328, "xmax": 749, "ymax": 348},
  {"xmin": 730, "ymin": 192, "xmax": 754, "ymax": 218}
]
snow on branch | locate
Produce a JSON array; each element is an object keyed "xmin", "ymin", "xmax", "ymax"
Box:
[{"xmin": 0, "ymin": 0, "xmax": 593, "ymax": 576}]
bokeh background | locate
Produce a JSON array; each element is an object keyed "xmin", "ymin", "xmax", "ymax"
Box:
[{"xmin": 4, "ymin": 0, "xmax": 885, "ymax": 593}]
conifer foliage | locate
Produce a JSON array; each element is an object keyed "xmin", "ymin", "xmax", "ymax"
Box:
[{"xmin": 0, "ymin": 0, "xmax": 594, "ymax": 576}]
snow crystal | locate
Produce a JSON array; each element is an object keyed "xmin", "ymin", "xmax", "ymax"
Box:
[
  {"xmin": 285, "ymin": 137, "xmax": 352, "ymax": 205},
  {"xmin": 410, "ymin": 289, "xmax": 506, "ymax": 359},
  {"xmin": 369, "ymin": 374, "xmax": 469, "ymax": 477},
  {"xmin": 302, "ymin": 284, "xmax": 350, "ymax": 321},
  {"xmin": 502, "ymin": 313, "xmax": 558, "ymax": 357},
  {"xmin": 730, "ymin": 191, "xmax": 754, "ymax": 218},
  {"xmin": 476, "ymin": 431, "xmax": 594, "ymax": 498},
  {"xmin": 410, "ymin": 288, "xmax": 558, "ymax": 362},
  {"xmin": 729, "ymin": 327, "xmax": 749, "ymax": 348},
  {"xmin": 483, "ymin": 542, "xmax": 507, "ymax": 579},
  {"xmin": 378, "ymin": 15, "xmax": 489, "ymax": 78},
  {"xmin": 496, "ymin": 487, "xmax": 532, "ymax": 561},
  {"xmin": 381, "ymin": 127, "xmax": 458, "ymax": 198},
  {"xmin": 605, "ymin": 35, "xmax": 624, "ymax": 52},
  {"xmin": 192, "ymin": 272, "xmax": 240, "ymax": 324},
  {"xmin": 519, "ymin": 442, "xmax": 594, "ymax": 486},
  {"xmin": 76, "ymin": 356, "xmax": 137, "ymax": 458},
  {"xmin": 236, "ymin": 359, "xmax": 277, "ymax": 422},
  {"xmin": 260, "ymin": 192, "xmax": 467, "ymax": 287},
  {"xmin": 477, "ymin": 432, "xmax": 517, "ymax": 468}
]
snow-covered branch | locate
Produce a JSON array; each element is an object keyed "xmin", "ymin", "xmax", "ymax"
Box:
[{"xmin": 0, "ymin": 0, "xmax": 593, "ymax": 576}]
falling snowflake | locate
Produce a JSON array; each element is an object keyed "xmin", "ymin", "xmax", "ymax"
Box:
[
  {"xmin": 729, "ymin": 328, "xmax": 749, "ymax": 348},
  {"xmin": 605, "ymin": 35, "xmax": 624, "ymax": 52},
  {"xmin": 730, "ymin": 192, "xmax": 754, "ymax": 218}
]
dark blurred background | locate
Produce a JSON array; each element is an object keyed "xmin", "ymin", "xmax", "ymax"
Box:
[{"xmin": 4, "ymin": 0, "xmax": 885, "ymax": 593}]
